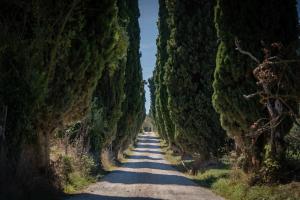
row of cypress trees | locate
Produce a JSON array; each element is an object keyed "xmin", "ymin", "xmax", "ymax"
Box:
[
  {"xmin": 151, "ymin": 0, "xmax": 226, "ymax": 161},
  {"xmin": 112, "ymin": 0, "xmax": 145, "ymax": 159},
  {"xmin": 150, "ymin": 0, "xmax": 299, "ymax": 182},
  {"xmin": 0, "ymin": 0, "xmax": 145, "ymax": 198}
]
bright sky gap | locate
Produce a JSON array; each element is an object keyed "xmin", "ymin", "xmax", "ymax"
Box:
[{"xmin": 138, "ymin": 0, "xmax": 159, "ymax": 114}]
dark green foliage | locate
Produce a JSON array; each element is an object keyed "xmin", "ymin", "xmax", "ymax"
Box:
[
  {"xmin": 154, "ymin": 0, "xmax": 175, "ymax": 145},
  {"xmin": 87, "ymin": 58, "xmax": 127, "ymax": 154},
  {"xmin": 0, "ymin": 0, "xmax": 125, "ymax": 197},
  {"xmin": 87, "ymin": 100, "xmax": 105, "ymax": 153},
  {"xmin": 213, "ymin": 0, "xmax": 299, "ymax": 179},
  {"xmin": 83, "ymin": 0, "xmax": 146, "ymax": 159},
  {"xmin": 286, "ymin": 122, "xmax": 300, "ymax": 161},
  {"xmin": 148, "ymin": 76, "xmax": 156, "ymax": 120},
  {"xmin": 113, "ymin": 0, "xmax": 146, "ymax": 156},
  {"xmin": 153, "ymin": 68, "xmax": 167, "ymax": 141},
  {"xmin": 213, "ymin": 0, "xmax": 298, "ymax": 138},
  {"xmin": 0, "ymin": 0, "xmax": 142, "ymax": 197},
  {"xmin": 89, "ymin": 28, "xmax": 128, "ymax": 152},
  {"xmin": 161, "ymin": 0, "xmax": 225, "ymax": 159}
]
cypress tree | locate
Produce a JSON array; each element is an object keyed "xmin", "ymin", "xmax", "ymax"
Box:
[
  {"xmin": 88, "ymin": 0, "xmax": 129, "ymax": 155},
  {"xmin": 113, "ymin": 0, "xmax": 145, "ymax": 157},
  {"xmin": 0, "ymin": 0, "xmax": 123, "ymax": 197},
  {"xmin": 90, "ymin": 50, "xmax": 128, "ymax": 153},
  {"xmin": 148, "ymin": 76, "xmax": 156, "ymax": 120},
  {"xmin": 154, "ymin": 0, "xmax": 176, "ymax": 145},
  {"xmin": 154, "ymin": 68, "xmax": 168, "ymax": 141},
  {"xmin": 213, "ymin": 0, "xmax": 299, "ymax": 180},
  {"xmin": 163, "ymin": 0, "xmax": 225, "ymax": 160}
]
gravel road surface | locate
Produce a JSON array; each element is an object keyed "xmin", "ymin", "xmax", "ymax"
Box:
[{"xmin": 66, "ymin": 132, "xmax": 223, "ymax": 200}]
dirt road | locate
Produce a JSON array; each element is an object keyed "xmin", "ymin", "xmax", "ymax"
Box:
[{"xmin": 66, "ymin": 132, "xmax": 223, "ymax": 200}]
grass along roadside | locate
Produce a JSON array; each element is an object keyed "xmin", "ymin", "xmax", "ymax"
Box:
[
  {"xmin": 62, "ymin": 142, "xmax": 138, "ymax": 194},
  {"xmin": 50, "ymin": 144, "xmax": 109, "ymax": 194},
  {"xmin": 63, "ymin": 135, "xmax": 141, "ymax": 194},
  {"xmin": 160, "ymin": 140, "xmax": 300, "ymax": 200}
]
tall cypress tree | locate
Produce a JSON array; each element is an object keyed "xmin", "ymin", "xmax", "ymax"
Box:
[
  {"xmin": 154, "ymin": 0, "xmax": 175, "ymax": 145},
  {"xmin": 148, "ymin": 76, "xmax": 156, "ymax": 120},
  {"xmin": 154, "ymin": 68, "xmax": 168, "ymax": 140},
  {"xmin": 0, "ymin": 0, "xmax": 123, "ymax": 198},
  {"xmin": 213, "ymin": 0, "xmax": 299, "ymax": 180},
  {"xmin": 88, "ymin": 0, "xmax": 131, "ymax": 156},
  {"xmin": 114, "ymin": 0, "xmax": 145, "ymax": 157},
  {"xmin": 162, "ymin": 0, "xmax": 225, "ymax": 159}
]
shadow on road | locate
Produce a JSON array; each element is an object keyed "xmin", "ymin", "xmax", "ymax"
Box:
[
  {"xmin": 131, "ymin": 149, "xmax": 165, "ymax": 155},
  {"xmin": 105, "ymin": 170, "xmax": 196, "ymax": 186},
  {"xmin": 136, "ymin": 144, "xmax": 161, "ymax": 149},
  {"xmin": 122, "ymin": 161, "xmax": 176, "ymax": 171},
  {"xmin": 126, "ymin": 155, "xmax": 162, "ymax": 160},
  {"xmin": 137, "ymin": 136, "xmax": 160, "ymax": 140},
  {"xmin": 68, "ymin": 194, "xmax": 161, "ymax": 200},
  {"xmin": 137, "ymin": 139, "xmax": 160, "ymax": 144}
]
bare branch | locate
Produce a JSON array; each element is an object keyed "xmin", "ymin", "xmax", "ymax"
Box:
[
  {"xmin": 266, "ymin": 59, "xmax": 300, "ymax": 65},
  {"xmin": 235, "ymin": 38, "xmax": 260, "ymax": 64},
  {"xmin": 243, "ymin": 92, "xmax": 260, "ymax": 100}
]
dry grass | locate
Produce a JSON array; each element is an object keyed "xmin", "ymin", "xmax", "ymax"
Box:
[
  {"xmin": 212, "ymin": 170, "xmax": 300, "ymax": 200},
  {"xmin": 161, "ymin": 140, "xmax": 300, "ymax": 200},
  {"xmin": 50, "ymin": 141, "xmax": 98, "ymax": 194},
  {"xmin": 100, "ymin": 150, "xmax": 117, "ymax": 171}
]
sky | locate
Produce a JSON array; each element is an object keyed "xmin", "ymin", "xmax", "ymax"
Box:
[
  {"xmin": 138, "ymin": 0, "xmax": 159, "ymax": 114},
  {"xmin": 298, "ymin": 0, "xmax": 300, "ymax": 17}
]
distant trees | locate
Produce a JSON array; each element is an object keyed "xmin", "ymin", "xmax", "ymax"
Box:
[
  {"xmin": 213, "ymin": 0, "xmax": 299, "ymax": 182},
  {"xmin": 148, "ymin": 76, "xmax": 156, "ymax": 120}
]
